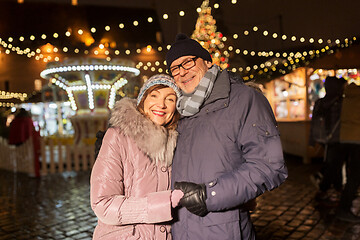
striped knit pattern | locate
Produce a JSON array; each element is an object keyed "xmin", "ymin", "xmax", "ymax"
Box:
[{"xmin": 177, "ymin": 64, "xmax": 220, "ymax": 116}]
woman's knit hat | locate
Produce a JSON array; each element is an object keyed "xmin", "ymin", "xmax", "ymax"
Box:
[
  {"xmin": 136, "ymin": 74, "xmax": 181, "ymax": 106},
  {"xmin": 166, "ymin": 33, "xmax": 212, "ymax": 70}
]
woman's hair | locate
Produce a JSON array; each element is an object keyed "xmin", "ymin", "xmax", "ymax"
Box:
[{"xmin": 137, "ymin": 85, "xmax": 180, "ymax": 130}]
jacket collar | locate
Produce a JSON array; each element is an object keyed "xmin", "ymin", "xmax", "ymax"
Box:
[
  {"xmin": 109, "ymin": 98, "xmax": 178, "ymax": 167},
  {"xmin": 203, "ymin": 69, "xmax": 231, "ymax": 105}
]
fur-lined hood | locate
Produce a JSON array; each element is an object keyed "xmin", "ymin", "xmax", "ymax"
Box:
[{"xmin": 109, "ymin": 98, "xmax": 178, "ymax": 167}]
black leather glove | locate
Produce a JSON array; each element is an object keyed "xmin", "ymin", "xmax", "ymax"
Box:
[{"xmin": 174, "ymin": 181, "xmax": 208, "ymax": 217}]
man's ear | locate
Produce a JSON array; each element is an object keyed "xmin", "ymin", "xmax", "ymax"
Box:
[{"xmin": 205, "ymin": 60, "xmax": 213, "ymax": 68}]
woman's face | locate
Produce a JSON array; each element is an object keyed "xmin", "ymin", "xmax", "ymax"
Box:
[{"xmin": 143, "ymin": 87, "xmax": 177, "ymax": 126}]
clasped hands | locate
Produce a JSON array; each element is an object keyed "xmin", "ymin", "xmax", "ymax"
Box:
[{"xmin": 170, "ymin": 181, "xmax": 208, "ymax": 217}]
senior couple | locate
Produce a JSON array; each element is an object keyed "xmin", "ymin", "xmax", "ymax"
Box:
[{"xmin": 90, "ymin": 33, "xmax": 288, "ymax": 240}]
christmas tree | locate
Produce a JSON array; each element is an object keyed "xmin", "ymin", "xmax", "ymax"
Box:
[{"xmin": 191, "ymin": 0, "xmax": 229, "ymax": 69}]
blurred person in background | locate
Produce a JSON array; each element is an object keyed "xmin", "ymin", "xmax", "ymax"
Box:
[
  {"xmin": 8, "ymin": 108, "xmax": 36, "ymax": 146},
  {"xmin": 335, "ymin": 82, "xmax": 360, "ymax": 223},
  {"xmin": 309, "ymin": 76, "xmax": 347, "ymax": 205},
  {"xmin": 8, "ymin": 108, "xmax": 41, "ymax": 177},
  {"xmin": 0, "ymin": 109, "xmax": 10, "ymax": 139}
]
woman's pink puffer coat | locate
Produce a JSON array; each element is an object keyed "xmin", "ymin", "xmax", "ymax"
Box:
[{"xmin": 90, "ymin": 98, "xmax": 178, "ymax": 239}]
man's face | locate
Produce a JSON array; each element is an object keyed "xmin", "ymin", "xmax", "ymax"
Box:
[{"xmin": 170, "ymin": 56, "xmax": 212, "ymax": 94}]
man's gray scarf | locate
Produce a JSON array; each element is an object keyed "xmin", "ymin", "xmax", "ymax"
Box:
[{"xmin": 177, "ymin": 64, "xmax": 220, "ymax": 116}]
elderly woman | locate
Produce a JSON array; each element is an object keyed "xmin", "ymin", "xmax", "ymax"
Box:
[{"xmin": 90, "ymin": 74, "xmax": 183, "ymax": 239}]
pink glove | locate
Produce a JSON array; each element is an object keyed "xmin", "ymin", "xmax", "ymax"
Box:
[{"xmin": 171, "ymin": 189, "xmax": 184, "ymax": 208}]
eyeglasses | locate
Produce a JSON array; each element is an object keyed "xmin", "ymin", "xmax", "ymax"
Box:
[{"xmin": 169, "ymin": 57, "xmax": 199, "ymax": 77}]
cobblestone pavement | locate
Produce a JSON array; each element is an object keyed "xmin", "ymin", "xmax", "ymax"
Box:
[{"xmin": 0, "ymin": 154, "xmax": 359, "ymax": 240}]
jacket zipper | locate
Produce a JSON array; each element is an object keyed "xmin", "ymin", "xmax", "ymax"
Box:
[{"xmin": 132, "ymin": 224, "xmax": 136, "ymax": 235}]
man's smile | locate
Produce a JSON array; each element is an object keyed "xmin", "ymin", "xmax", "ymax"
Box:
[{"xmin": 182, "ymin": 76, "xmax": 194, "ymax": 85}]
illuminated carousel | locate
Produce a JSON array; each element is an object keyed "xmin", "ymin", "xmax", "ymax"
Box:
[{"xmin": 40, "ymin": 57, "xmax": 140, "ymax": 145}]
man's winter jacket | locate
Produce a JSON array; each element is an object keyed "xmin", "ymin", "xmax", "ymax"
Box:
[{"xmin": 171, "ymin": 70, "xmax": 288, "ymax": 240}]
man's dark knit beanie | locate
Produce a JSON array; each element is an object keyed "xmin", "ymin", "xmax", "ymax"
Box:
[{"xmin": 166, "ymin": 33, "xmax": 212, "ymax": 70}]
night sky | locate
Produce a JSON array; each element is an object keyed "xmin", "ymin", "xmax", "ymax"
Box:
[{"xmin": 11, "ymin": 0, "xmax": 360, "ymax": 51}]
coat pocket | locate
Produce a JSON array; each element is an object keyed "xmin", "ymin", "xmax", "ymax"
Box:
[
  {"xmin": 201, "ymin": 209, "xmax": 239, "ymax": 227},
  {"xmin": 98, "ymin": 225, "xmax": 141, "ymax": 240},
  {"xmin": 255, "ymin": 122, "xmax": 283, "ymax": 163},
  {"xmin": 256, "ymin": 122, "xmax": 280, "ymax": 139}
]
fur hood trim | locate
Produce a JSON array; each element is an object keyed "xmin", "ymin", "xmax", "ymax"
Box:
[{"xmin": 109, "ymin": 98, "xmax": 178, "ymax": 167}]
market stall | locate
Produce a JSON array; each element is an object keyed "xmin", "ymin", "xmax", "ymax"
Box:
[{"xmin": 264, "ymin": 67, "xmax": 360, "ymax": 163}]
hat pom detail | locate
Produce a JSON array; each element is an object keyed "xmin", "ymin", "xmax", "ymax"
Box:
[{"xmin": 175, "ymin": 33, "xmax": 189, "ymax": 41}]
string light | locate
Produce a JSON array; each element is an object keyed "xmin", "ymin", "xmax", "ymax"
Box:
[
  {"xmin": 0, "ymin": 102, "xmax": 15, "ymax": 107},
  {"xmin": 0, "ymin": 91, "xmax": 27, "ymax": 101},
  {"xmin": 85, "ymin": 74, "xmax": 94, "ymax": 110},
  {"xmin": 40, "ymin": 63, "xmax": 140, "ymax": 79},
  {"xmin": 0, "ymin": 4, "xmax": 357, "ymax": 87},
  {"xmin": 108, "ymin": 78, "xmax": 128, "ymax": 109},
  {"xmin": 0, "ymin": 3, "xmax": 351, "ymax": 54},
  {"xmin": 0, "ymin": 19, "xmax": 352, "ymax": 65}
]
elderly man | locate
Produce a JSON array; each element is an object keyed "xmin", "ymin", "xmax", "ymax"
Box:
[{"xmin": 167, "ymin": 33, "xmax": 288, "ymax": 240}]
